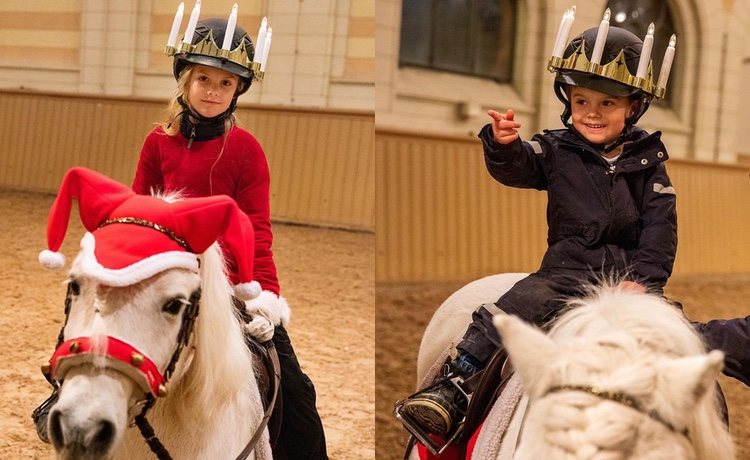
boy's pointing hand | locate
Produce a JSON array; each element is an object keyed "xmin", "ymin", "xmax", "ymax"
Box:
[{"xmin": 488, "ymin": 109, "xmax": 521, "ymax": 144}]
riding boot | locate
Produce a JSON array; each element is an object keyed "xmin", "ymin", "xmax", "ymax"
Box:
[
  {"xmin": 398, "ymin": 352, "xmax": 483, "ymax": 436},
  {"xmin": 31, "ymin": 389, "xmax": 58, "ymax": 444}
]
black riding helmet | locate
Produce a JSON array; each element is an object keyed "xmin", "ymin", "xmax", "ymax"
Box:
[
  {"xmin": 173, "ymin": 18, "xmax": 256, "ymax": 96},
  {"xmin": 553, "ymin": 27, "xmax": 652, "ymax": 126}
]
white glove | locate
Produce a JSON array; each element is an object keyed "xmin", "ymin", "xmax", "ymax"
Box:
[
  {"xmin": 243, "ymin": 308, "xmax": 275, "ymax": 342},
  {"xmin": 243, "ymin": 291, "xmax": 292, "ymax": 328}
]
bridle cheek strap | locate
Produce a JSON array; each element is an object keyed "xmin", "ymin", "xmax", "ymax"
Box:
[{"xmin": 47, "ymin": 336, "xmax": 165, "ymax": 398}]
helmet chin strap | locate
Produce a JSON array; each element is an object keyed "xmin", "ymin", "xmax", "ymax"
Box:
[{"xmin": 569, "ymin": 124, "xmax": 634, "ymax": 153}]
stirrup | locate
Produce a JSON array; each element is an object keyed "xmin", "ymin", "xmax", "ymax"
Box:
[{"xmin": 394, "ymin": 372, "xmax": 470, "ymax": 456}]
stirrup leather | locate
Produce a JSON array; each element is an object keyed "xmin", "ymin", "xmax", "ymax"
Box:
[{"xmin": 394, "ymin": 371, "xmax": 471, "ymax": 456}]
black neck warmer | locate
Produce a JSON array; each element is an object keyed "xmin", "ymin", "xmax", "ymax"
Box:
[{"xmin": 176, "ymin": 96, "xmax": 237, "ymax": 146}]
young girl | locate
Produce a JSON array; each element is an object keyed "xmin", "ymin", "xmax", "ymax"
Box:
[
  {"xmin": 133, "ymin": 18, "xmax": 327, "ymax": 459},
  {"xmin": 399, "ymin": 26, "xmax": 678, "ymax": 443}
]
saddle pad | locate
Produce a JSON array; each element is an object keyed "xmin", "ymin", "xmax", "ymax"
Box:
[{"xmin": 471, "ymin": 373, "xmax": 525, "ymax": 458}]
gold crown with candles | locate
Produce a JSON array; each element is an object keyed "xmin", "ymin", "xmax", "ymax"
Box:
[
  {"xmin": 163, "ymin": 1, "xmax": 272, "ymax": 84},
  {"xmin": 547, "ymin": 7, "xmax": 676, "ymax": 99}
]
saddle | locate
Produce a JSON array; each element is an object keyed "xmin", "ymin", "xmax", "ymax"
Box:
[
  {"xmin": 460, "ymin": 348, "xmax": 515, "ymax": 447},
  {"xmin": 233, "ymin": 297, "xmax": 283, "ymax": 449}
]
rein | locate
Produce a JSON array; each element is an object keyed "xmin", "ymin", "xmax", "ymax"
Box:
[
  {"xmin": 45, "ymin": 284, "xmax": 278, "ymax": 459},
  {"xmin": 545, "ymin": 384, "xmax": 689, "ymax": 437}
]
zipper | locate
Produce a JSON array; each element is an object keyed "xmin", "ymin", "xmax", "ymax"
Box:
[{"xmin": 187, "ymin": 126, "xmax": 196, "ymax": 149}]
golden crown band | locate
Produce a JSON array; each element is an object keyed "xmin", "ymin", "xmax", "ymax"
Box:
[
  {"xmin": 164, "ymin": 30, "xmax": 264, "ymax": 82},
  {"xmin": 547, "ymin": 42, "xmax": 666, "ymax": 99}
]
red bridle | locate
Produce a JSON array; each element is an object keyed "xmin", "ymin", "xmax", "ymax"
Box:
[{"xmin": 45, "ymin": 336, "xmax": 166, "ymax": 398}]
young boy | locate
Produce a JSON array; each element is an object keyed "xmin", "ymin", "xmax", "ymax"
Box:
[{"xmin": 399, "ymin": 25, "xmax": 677, "ymax": 439}]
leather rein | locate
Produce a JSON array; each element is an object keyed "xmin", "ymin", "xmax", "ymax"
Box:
[{"xmin": 43, "ymin": 282, "xmax": 279, "ymax": 460}]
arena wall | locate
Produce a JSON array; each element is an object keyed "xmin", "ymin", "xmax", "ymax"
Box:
[
  {"xmin": 0, "ymin": 89, "xmax": 374, "ymax": 231},
  {"xmin": 376, "ymin": 129, "xmax": 750, "ymax": 283}
]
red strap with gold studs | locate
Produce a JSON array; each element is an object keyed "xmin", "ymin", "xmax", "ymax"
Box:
[{"xmin": 45, "ymin": 336, "xmax": 167, "ymax": 398}]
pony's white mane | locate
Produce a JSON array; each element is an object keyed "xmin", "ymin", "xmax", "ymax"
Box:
[
  {"xmin": 154, "ymin": 240, "xmax": 255, "ymax": 425},
  {"xmin": 508, "ymin": 285, "xmax": 735, "ymax": 460}
]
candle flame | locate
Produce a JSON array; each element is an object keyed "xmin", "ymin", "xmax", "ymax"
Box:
[
  {"xmin": 669, "ymin": 34, "xmax": 677, "ymax": 47},
  {"xmin": 647, "ymin": 23, "xmax": 655, "ymax": 35},
  {"xmin": 178, "ymin": 2, "xmax": 184, "ymax": 12},
  {"xmin": 231, "ymin": 3, "xmax": 237, "ymax": 11},
  {"xmin": 603, "ymin": 8, "xmax": 610, "ymax": 22}
]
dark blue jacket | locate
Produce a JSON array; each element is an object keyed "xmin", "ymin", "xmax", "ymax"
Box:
[{"xmin": 479, "ymin": 124, "xmax": 677, "ymax": 290}]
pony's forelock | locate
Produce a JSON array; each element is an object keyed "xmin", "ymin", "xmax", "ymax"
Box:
[{"xmin": 151, "ymin": 189, "xmax": 186, "ymax": 203}]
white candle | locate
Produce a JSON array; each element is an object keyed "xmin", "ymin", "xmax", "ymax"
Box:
[
  {"xmin": 260, "ymin": 28, "xmax": 272, "ymax": 71},
  {"xmin": 636, "ymin": 23, "xmax": 654, "ymax": 79},
  {"xmin": 552, "ymin": 6, "xmax": 576, "ymax": 58},
  {"xmin": 551, "ymin": 9, "xmax": 568, "ymax": 58},
  {"xmin": 657, "ymin": 34, "xmax": 676, "ymax": 88},
  {"xmin": 182, "ymin": 0, "xmax": 201, "ymax": 45},
  {"xmin": 222, "ymin": 3, "xmax": 238, "ymax": 50},
  {"xmin": 590, "ymin": 8, "xmax": 610, "ymax": 65},
  {"xmin": 167, "ymin": 2, "xmax": 184, "ymax": 48},
  {"xmin": 254, "ymin": 17, "xmax": 267, "ymax": 63},
  {"xmin": 552, "ymin": 6, "xmax": 576, "ymax": 57}
]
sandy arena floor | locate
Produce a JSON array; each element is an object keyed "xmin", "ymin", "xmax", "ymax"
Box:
[
  {"xmin": 5, "ymin": 188, "xmax": 750, "ymax": 459},
  {"xmin": 377, "ymin": 276, "xmax": 750, "ymax": 459},
  {"xmin": 0, "ymin": 189, "xmax": 374, "ymax": 459}
]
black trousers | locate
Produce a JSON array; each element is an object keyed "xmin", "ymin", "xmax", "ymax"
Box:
[
  {"xmin": 272, "ymin": 325, "xmax": 328, "ymax": 460},
  {"xmin": 457, "ymin": 270, "xmax": 595, "ymax": 362}
]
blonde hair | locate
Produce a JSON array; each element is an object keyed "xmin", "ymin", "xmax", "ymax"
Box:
[{"xmin": 160, "ymin": 64, "xmax": 240, "ymax": 137}]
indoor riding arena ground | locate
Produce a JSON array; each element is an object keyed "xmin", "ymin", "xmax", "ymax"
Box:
[
  {"xmin": 0, "ymin": 190, "xmax": 374, "ymax": 459},
  {"xmin": 377, "ymin": 277, "xmax": 750, "ymax": 459}
]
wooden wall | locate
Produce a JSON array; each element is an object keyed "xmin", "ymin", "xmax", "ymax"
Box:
[
  {"xmin": 0, "ymin": 90, "xmax": 374, "ymax": 231},
  {"xmin": 376, "ymin": 129, "xmax": 750, "ymax": 283}
]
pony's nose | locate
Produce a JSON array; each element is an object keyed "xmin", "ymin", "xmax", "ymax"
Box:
[{"xmin": 49, "ymin": 407, "xmax": 116, "ymax": 458}]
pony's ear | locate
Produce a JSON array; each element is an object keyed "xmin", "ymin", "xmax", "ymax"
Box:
[
  {"xmin": 657, "ymin": 350, "xmax": 724, "ymax": 419},
  {"xmin": 493, "ymin": 313, "xmax": 561, "ymax": 397}
]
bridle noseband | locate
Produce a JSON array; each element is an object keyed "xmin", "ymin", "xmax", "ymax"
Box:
[{"xmin": 544, "ymin": 384, "xmax": 689, "ymax": 438}]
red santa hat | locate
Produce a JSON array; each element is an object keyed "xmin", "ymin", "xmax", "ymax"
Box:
[{"xmin": 39, "ymin": 167, "xmax": 261, "ymax": 300}]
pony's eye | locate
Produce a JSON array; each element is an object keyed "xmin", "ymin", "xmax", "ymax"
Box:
[
  {"xmin": 69, "ymin": 279, "xmax": 81, "ymax": 296},
  {"xmin": 162, "ymin": 298, "xmax": 185, "ymax": 316}
]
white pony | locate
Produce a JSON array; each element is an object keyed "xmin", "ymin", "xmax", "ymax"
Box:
[
  {"xmin": 46, "ymin": 241, "xmax": 272, "ymax": 460},
  {"xmin": 409, "ymin": 273, "xmax": 735, "ymax": 460}
]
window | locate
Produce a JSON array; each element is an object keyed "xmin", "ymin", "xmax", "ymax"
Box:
[
  {"xmin": 399, "ymin": 0, "xmax": 516, "ymax": 82},
  {"xmin": 605, "ymin": 0, "xmax": 677, "ymax": 104}
]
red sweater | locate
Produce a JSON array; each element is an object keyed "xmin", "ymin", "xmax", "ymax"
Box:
[{"xmin": 132, "ymin": 126, "xmax": 279, "ymax": 295}]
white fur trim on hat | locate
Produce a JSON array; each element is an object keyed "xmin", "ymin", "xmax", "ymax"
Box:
[
  {"xmin": 78, "ymin": 233, "xmax": 200, "ymax": 287},
  {"xmin": 244, "ymin": 290, "xmax": 291, "ymax": 327},
  {"xmin": 234, "ymin": 281, "xmax": 262, "ymax": 301},
  {"xmin": 39, "ymin": 249, "xmax": 66, "ymax": 269}
]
